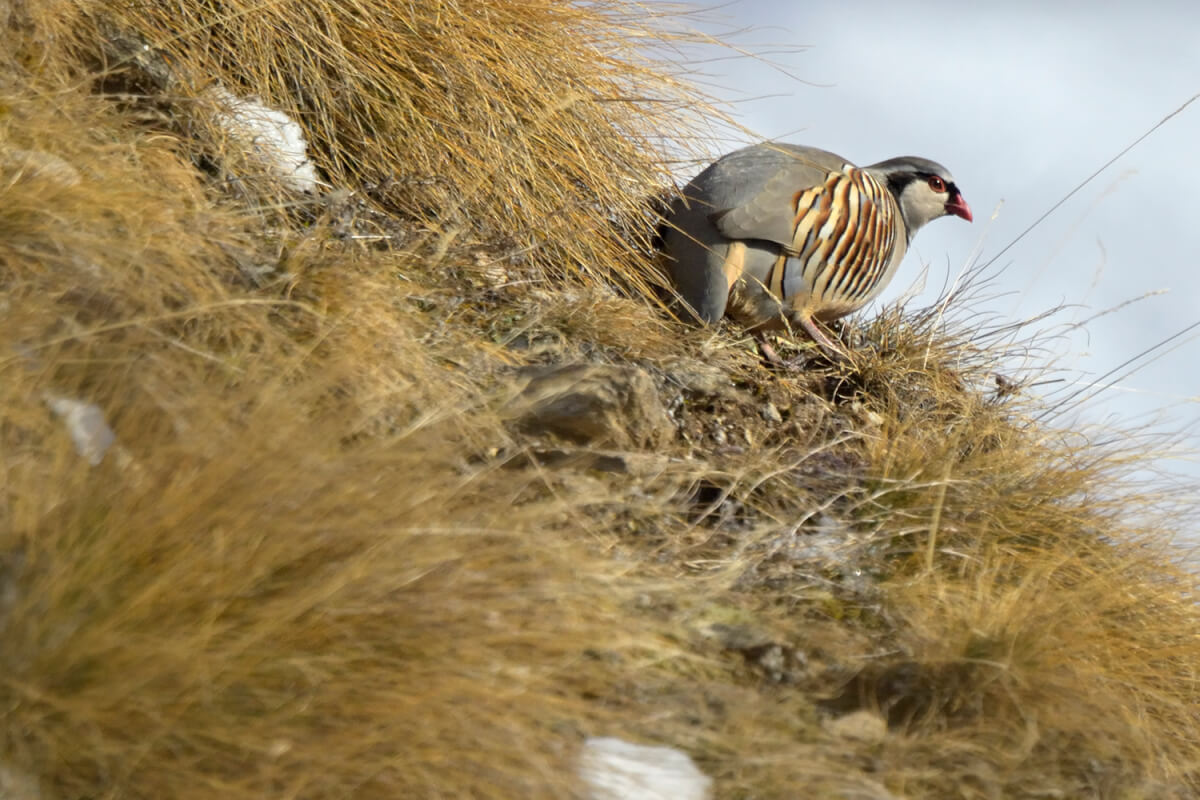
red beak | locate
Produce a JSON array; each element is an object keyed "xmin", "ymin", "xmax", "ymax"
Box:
[{"xmin": 945, "ymin": 191, "xmax": 973, "ymax": 222}]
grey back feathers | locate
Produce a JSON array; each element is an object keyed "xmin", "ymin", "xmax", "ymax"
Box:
[{"xmin": 661, "ymin": 143, "xmax": 971, "ymax": 345}]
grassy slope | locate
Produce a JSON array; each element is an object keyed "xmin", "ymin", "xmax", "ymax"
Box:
[{"xmin": 1, "ymin": 2, "xmax": 1198, "ymax": 798}]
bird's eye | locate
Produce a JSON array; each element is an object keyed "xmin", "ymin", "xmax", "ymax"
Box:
[{"xmin": 927, "ymin": 176, "xmax": 946, "ymax": 193}]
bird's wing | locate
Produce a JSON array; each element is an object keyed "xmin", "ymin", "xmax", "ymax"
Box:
[{"xmin": 700, "ymin": 145, "xmax": 850, "ymax": 248}]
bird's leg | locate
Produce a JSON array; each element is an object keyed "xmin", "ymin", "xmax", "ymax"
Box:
[
  {"xmin": 754, "ymin": 315, "xmax": 846, "ymax": 368},
  {"xmin": 757, "ymin": 336, "xmax": 786, "ymax": 366},
  {"xmin": 795, "ymin": 312, "xmax": 849, "ymax": 362}
]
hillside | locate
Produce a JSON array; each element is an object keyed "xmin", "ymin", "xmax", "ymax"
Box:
[{"xmin": 2, "ymin": 2, "xmax": 1198, "ymax": 798}]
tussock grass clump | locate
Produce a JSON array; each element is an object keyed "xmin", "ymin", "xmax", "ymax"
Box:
[
  {"xmin": 809, "ymin": 308, "xmax": 1200, "ymax": 796},
  {"xmin": 32, "ymin": 0, "xmax": 713, "ymax": 291},
  {"xmin": 4, "ymin": 378, "xmax": 680, "ymax": 799},
  {"xmin": 2, "ymin": 2, "xmax": 1200, "ymax": 799},
  {"xmin": 0, "ymin": 76, "xmax": 654, "ymax": 797}
]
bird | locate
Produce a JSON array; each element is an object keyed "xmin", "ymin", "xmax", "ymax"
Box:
[{"xmin": 661, "ymin": 143, "xmax": 972, "ymax": 357}]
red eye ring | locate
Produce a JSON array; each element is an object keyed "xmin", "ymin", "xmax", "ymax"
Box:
[{"xmin": 927, "ymin": 176, "xmax": 946, "ymax": 193}]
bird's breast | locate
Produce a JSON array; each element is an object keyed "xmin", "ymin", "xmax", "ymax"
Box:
[{"xmin": 765, "ymin": 168, "xmax": 903, "ymax": 318}]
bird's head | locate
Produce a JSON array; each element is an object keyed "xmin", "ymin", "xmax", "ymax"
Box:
[{"xmin": 867, "ymin": 156, "xmax": 972, "ymax": 239}]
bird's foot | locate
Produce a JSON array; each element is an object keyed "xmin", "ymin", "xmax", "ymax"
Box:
[
  {"xmin": 759, "ymin": 340, "xmax": 812, "ymax": 369},
  {"xmin": 757, "ymin": 336, "xmax": 827, "ymax": 370},
  {"xmin": 796, "ymin": 316, "xmax": 852, "ymax": 363}
]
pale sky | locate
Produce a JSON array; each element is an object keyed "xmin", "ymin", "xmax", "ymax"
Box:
[{"xmin": 663, "ymin": 1, "xmax": 1200, "ymax": 497}]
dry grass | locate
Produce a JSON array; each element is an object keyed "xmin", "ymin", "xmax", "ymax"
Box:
[
  {"xmin": 2, "ymin": 2, "xmax": 1199, "ymax": 799},
  {"xmin": 34, "ymin": 0, "xmax": 714, "ymax": 292}
]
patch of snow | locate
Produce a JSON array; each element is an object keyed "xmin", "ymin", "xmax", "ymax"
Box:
[
  {"xmin": 44, "ymin": 394, "xmax": 116, "ymax": 466},
  {"xmin": 579, "ymin": 736, "xmax": 711, "ymax": 800},
  {"xmin": 210, "ymin": 88, "xmax": 320, "ymax": 193}
]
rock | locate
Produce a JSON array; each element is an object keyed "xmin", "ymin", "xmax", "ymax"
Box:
[
  {"xmin": 578, "ymin": 736, "xmax": 711, "ymax": 800},
  {"xmin": 0, "ymin": 148, "xmax": 82, "ymax": 188},
  {"xmin": 0, "ymin": 762, "xmax": 40, "ymax": 800},
  {"xmin": 708, "ymin": 624, "xmax": 809, "ymax": 684},
  {"xmin": 43, "ymin": 394, "xmax": 116, "ymax": 466},
  {"xmin": 524, "ymin": 448, "xmax": 632, "ymax": 473},
  {"xmin": 707, "ymin": 622, "xmax": 772, "ymax": 652},
  {"xmin": 0, "ymin": 548, "xmax": 23, "ymax": 629},
  {"xmin": 509, "ymin": 364, "xmax": 674, "ymax": 448},
  {"xmin": 825, "ymin": 710, "xmax": 888, "ymax": 744},
  {"xmin": 663, "ymin": 358, "xmax": 731, "ymax": 398},
  {"xmin": 836, "ymin": 779, "xmax": 902, "ymax": 800}
]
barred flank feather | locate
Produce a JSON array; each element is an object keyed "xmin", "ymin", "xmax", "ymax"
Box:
[{"xmin": 786, "ymin": 168, "xmax": 899, "ymax": 313}]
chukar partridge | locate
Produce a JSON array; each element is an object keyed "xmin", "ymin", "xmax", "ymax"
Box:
[{"xmin": 662, "ymin": 143, "xmax": 972, "ymax": 354}]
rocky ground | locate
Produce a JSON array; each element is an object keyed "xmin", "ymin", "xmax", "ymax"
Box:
[{"xmin": 2, "ymin": 2, "xmax": 1199, "ymax": 798}]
